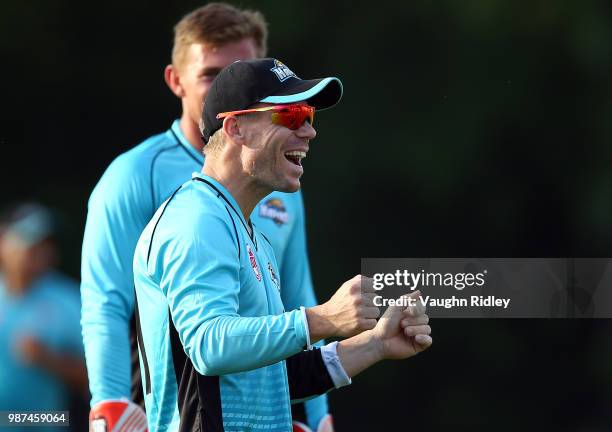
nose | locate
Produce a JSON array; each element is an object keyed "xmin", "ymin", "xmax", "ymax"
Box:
[{"xmin": 296, "ymin": 120, "xmax": 316, "ymax": 140}]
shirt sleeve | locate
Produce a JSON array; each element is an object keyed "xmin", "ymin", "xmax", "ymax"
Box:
[
  {"xmin": 285, "ymin": 349, "xmax": 335, "ymax": 402},
  {"xmin": 285, "ymin": 343, "xmax": 351, "ymax": 403},
  {"xmin": 161, "ymin": 211, "xmax": 309, "ymax": 377},
  {"xmin": 320, "ymin": 341, "xmax": 351, "ymax": 388},
  {"xmin": 81, "ymin": 155, "xmax": 154, "ymax": 406}
]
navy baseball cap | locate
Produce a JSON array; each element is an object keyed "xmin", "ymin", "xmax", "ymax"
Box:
[{"xmin": 202, "ymin": 58, "xmax": 343, "ymax": 142}]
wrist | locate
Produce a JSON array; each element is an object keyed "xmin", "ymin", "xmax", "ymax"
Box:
[
  {"xmin": 361, "ymin": 330, "xmax": 385, "ymax": 363},
  {"xmin": 335, "ymin": 330, "xmax": 384, "ymax": 378},
  {"xmin": 305, "ymin": 304, "xmax": 335, "ymax": 343}
]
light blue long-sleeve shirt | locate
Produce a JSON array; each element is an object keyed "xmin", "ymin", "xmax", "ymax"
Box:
[
  {"xmin": 135, "ymin": 174, "xmax": 311, "ymax": 430},
  {"xmin": 80, "ymin": 121, "xmax": 327, "ymax": 428}
]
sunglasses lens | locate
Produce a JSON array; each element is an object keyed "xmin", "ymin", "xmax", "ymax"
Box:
[{"xmin": 270, "ymin": 106, "xmax": 315, "ymax": 130}]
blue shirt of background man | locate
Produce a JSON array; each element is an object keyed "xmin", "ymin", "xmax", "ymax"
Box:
[{"xmin": 0, "ymin": 271, "xmax": 82, "ymax": 432}]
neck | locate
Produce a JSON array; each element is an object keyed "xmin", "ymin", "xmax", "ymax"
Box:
[
  {"xmin": 179, "ymin": 113, "xmax": 204, "ymax": 153},
  {"xmin": 202, "ymin": 156, "xmax": 270, "ymax": 222}
]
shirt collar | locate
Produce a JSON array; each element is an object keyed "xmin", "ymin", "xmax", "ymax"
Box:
[
  {"xmin": 170, "ymin": 120, "xmax": 204, "ymax": 164},
  {"xmin": 191, "ymin": 172, "xmax": 251, "ymax": 230}
]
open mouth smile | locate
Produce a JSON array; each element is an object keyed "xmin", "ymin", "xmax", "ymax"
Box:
[{"xmin": 284, "ymin": 150, "xmax": 306, "ymax": 166}]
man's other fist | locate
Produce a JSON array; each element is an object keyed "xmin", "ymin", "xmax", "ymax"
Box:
[{"xmin": 374, "ymin": 291, "xmax": 432, "ymax": 360}]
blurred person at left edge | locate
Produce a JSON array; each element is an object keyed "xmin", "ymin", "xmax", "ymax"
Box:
[{"xmin": 0, "ymin": 203, "xmax": 86, "ymax": 431}]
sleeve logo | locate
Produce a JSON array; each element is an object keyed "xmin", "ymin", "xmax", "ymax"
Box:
[
  {"xmin": 267, "ymin": 262, "xmax": 280, "ymax": 291},
  {"xmin": 247, "ymin": 244, "xmax": 262, "ymax": 282}
]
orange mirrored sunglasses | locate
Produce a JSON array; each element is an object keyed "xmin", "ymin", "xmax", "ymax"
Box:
[{"xmin": 216, "ymin": 104, "xmax": 315, "ymax": 130}]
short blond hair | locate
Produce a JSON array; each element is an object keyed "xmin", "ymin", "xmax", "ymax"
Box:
[
  {"xmin": 203, "ymin": 129, "xmax": 226, "ymax": 156},
  {"xmin": 172, "ymin": 3, "xmax": 268, "ymax": 68}
]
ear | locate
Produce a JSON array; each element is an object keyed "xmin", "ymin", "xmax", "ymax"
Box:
[
  {"xmin": 164, "ymin": 64, "xmax": 185, "ymax": 98},
  {"xmin": 222, "ymin": 116, "xmax": 245, "ymax": 145}
]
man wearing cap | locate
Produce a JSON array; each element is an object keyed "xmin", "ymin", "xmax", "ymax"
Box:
[
  {"xmin": 0, "ymin": 204, "xmax": 87, "ymax": 431},
  {"xmin": 133, "ymin": 58, "xmax": 433, "ymax": 431},
  {"xmin": 82, "ymin": 5, "xmax": 358, "ymax": 431}
]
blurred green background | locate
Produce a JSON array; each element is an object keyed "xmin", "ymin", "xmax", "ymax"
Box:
[{"xmin": 2, "ymin": 0, "xmax": 612, "ymax": 430}]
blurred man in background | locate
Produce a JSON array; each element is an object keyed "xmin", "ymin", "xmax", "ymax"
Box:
[
  {"xmin": 81, "ymin": 3, "xmax": 333, "ymax": 431},
  {"xmin": 0, "ymin": 203, "xmax": 86, "ymax": 432}
]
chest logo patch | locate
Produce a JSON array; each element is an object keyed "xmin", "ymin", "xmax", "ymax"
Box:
[
  {"xmin": 259, "ymin": 198, "xmax": 289, "ymax": 226},
  {"xmin": 247, "ymin": 245, "xmax": 262, "ymax": 282},
  {"xmin": 268, "ymin": 262, "xmax": 280, "ymax": 291}
]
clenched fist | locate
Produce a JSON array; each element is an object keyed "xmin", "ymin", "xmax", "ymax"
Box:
[
  {"xmin": 374, "ymin": 290, "xmax": 432, "ymax": 360},
  {"xmin": 333, "ymin": 290, "xmax": 433, "ymax": 379},
  {"xmin": 306, "ymin": 275, "xmax": 380, "ymax": 341}
]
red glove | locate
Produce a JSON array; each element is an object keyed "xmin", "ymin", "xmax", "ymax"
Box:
[
  {"xmin": 293, "ymin": 415, "xmax": 334, "ymax": 432},
  {"xmin": 89, "ymin": 399, "xmax": 148, "ymax": 432}
]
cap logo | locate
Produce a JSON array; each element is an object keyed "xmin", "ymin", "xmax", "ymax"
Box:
[{"xmin": 270, "ymin": 59, "xmax": 297, "ymax": 82}]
